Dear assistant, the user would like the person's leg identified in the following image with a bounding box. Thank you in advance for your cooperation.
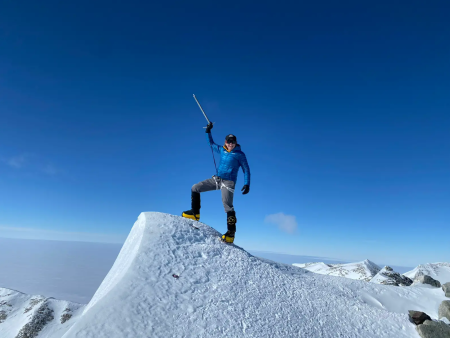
[221,180,236,242]
[182,177,218,220]
[192,177,220,195]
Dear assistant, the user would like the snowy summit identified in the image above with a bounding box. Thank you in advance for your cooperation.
[1,212,448,337]
[404,263,450,285]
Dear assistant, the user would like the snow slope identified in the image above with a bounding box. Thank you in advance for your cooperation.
[370,266,413,286]
[60,212,446,338]
[293,259,381,281]
[0,287,84,338]
[404,263,450,284]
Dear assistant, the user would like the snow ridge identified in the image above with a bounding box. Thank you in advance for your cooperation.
[2,213,448,338]
[82,213,147,314]
[293,259,381,281]
[60,212,444,338]
[404,263,450,284]
[370,266,413,286]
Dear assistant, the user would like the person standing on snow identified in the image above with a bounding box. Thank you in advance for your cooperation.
[182,122,250,243]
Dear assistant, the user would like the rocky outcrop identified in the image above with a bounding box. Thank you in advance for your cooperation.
[416,320,450,338]
[15,301,54,338]
[60,307,73,324]
[23,297,44,314]
[409,298,450,338]
[442,282,450,297]
[0,310,7,323]
[415,274,442,288]
[0,287,84,338]
[404,263,450,285]
[0,300,12,324]
[409,310,432,325]
[371,266,413,286]
[439,301,450,322]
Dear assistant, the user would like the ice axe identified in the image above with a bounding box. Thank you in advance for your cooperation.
[193,94,218,175]
[193,94,214,129]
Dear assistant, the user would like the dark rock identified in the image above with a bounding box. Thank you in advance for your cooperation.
[409,310,432,325]
[416,320,450,338]
[60,307,72,324]
[416,275,442,288]
[0,310,7,323]
[23,298,44,314]
[15,301,54,338]
[443,282,450,297]
[372,266,413,286]
[439,300,450,322]
[60,313,72,324]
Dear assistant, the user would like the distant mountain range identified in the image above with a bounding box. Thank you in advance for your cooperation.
[293,260,450,287]
[293,259,381,282]
[0,288,84,338]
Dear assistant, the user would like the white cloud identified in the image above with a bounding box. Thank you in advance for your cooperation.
[264,213,298,234]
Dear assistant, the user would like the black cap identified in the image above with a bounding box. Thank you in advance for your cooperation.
[225,134,237,143]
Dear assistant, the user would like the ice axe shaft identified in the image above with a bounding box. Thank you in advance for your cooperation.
[193,94,218,176]
[193,94,211,124]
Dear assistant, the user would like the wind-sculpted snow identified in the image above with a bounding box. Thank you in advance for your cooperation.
[82,213,146,314]
[60,212,447,338]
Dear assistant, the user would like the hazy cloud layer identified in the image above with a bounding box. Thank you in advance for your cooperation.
[264,213,298,234]
[0,226,126,243]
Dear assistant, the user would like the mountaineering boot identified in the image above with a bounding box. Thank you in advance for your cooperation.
[221,230,235,244]
[226,211,237,233]
[221,211,237,243]
[182,209,200,220]
[182,192,201,221]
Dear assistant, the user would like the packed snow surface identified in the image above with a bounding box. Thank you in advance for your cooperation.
[59,212,446,338]
[404,262,450,284]
[293,259,381,281]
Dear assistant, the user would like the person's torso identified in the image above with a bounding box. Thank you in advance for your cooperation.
[217,146,243,182]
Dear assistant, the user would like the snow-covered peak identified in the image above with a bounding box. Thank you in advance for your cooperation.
[370,266,413,286]
[0,287,84,338]
[293,259,381,281]
[3,212,447,337]
[404,262,450,284]
[58,212,445,337]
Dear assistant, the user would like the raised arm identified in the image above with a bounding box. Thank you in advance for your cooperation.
[205,123,221,154]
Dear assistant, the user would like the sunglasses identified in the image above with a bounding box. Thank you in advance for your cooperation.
[226,139,236,144]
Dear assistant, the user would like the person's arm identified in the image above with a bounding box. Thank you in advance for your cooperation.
[239,153,251,194]
[205,123,221,154]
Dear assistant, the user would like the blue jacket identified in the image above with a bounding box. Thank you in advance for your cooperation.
[207,133,250,186]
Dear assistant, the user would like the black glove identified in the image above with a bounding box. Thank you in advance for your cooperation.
[241,185,249,195]
[205,122,213,133]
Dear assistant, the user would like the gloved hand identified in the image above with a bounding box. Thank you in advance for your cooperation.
[205,122,213,133]
[241,185,249,195]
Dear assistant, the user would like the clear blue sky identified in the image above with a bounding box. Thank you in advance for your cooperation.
[1,0,449,266]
